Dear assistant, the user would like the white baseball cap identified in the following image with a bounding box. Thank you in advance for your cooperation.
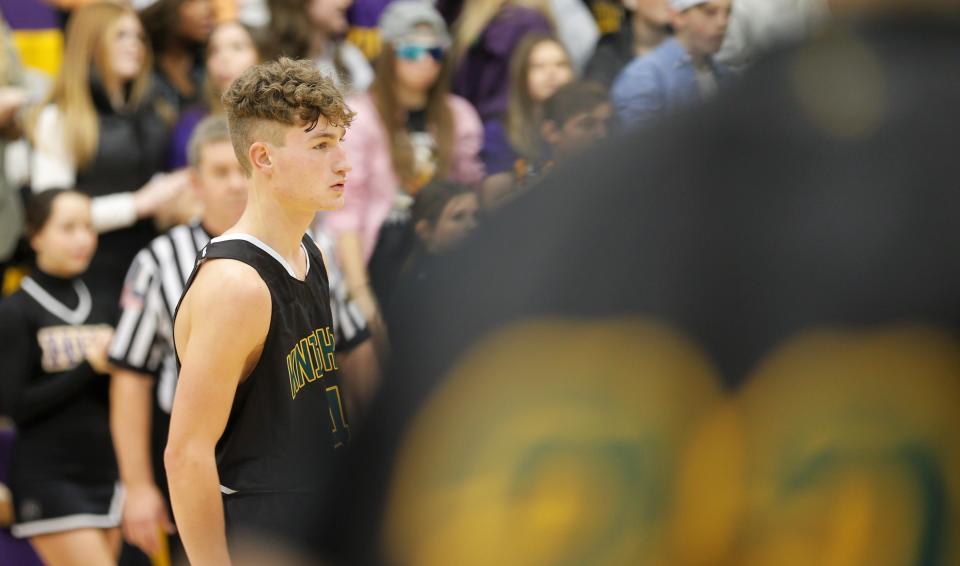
[669,0,711,10]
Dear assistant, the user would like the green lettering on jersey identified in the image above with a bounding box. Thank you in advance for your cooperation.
[316,327,338,373]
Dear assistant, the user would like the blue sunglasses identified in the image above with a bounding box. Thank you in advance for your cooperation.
[395,43,445,62]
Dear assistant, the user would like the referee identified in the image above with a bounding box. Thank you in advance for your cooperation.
[105,116,373,560]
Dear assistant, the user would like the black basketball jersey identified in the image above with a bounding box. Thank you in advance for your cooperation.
[176,233,350,496]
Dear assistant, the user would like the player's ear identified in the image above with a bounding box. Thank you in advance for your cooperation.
[249,142,273,175]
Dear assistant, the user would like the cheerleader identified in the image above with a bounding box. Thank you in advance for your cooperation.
[0,189,120,565]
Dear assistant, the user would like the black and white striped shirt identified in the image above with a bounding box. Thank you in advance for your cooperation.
[107,222,368,413]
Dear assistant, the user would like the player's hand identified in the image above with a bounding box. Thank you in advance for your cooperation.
[122,482,176,556]
[84,328,114,374]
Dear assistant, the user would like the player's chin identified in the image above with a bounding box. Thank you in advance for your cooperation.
[317,193,345,211]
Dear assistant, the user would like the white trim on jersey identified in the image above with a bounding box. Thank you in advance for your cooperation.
[220,484,238,495]
[208,233,310,280]
[20,277,92,325]
[10,483,124,538]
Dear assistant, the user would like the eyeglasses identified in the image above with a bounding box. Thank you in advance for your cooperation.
[395,43,445,62]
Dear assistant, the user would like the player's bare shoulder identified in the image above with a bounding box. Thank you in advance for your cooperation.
[175,259,272,357]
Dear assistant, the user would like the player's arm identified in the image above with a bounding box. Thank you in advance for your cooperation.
[108,255,175,555]
[164,261,271,566]
[110,368,174,556]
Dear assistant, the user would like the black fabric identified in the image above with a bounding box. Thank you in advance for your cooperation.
[368,222,415,313]
[75,77,169,317]
[368,107,433,308]
[316,16,960,564]
[223,491,318,535]
[11,480,116,529]
[176,235,349,506]
[584,22,637,88]
[0,268,118,525]
[405,108,427,133]
[151,62,206,116]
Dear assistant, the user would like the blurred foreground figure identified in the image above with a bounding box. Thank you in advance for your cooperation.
[309,2,960,565]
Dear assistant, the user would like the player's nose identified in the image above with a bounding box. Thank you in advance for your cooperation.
[333,147,352,175]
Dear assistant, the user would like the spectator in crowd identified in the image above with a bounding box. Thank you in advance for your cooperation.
[168,20,266,168]
[325,0,483,329]
[716,0,827,70]
[267,0,373,94]
[540,80,612,162]
[140,0,215,113]
[505,79,612,193]
[384,179,478,323]
[438,0,597,73]
[0,189,119,565]
[585,0,672,87]
[411,179,479,257]
[483,34,573,208]
[0,16,28,288]
[448,0,552,172]
[611,0,732,128]
[28,1,186,316]
[548,0,600,73]
[107,115,375,561]
[588,0,628,35]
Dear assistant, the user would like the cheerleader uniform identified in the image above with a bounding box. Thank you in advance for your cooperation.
[0,268,120,538]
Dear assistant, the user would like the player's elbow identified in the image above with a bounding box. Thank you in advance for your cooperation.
[163,439,205,484]
[163,443,184,481]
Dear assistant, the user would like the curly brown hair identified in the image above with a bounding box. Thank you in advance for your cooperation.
[222,57,355,175]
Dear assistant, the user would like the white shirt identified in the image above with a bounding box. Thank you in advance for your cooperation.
[315,41,374,97]
[30,104,138,233]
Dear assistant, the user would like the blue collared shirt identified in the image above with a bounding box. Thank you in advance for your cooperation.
[611,37,730,129]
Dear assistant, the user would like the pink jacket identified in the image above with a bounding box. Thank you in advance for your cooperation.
[324,92,485,261]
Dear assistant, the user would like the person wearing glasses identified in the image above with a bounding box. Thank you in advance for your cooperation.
[323,0,484,335]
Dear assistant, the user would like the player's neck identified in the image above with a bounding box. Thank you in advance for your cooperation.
[225,189,313,267]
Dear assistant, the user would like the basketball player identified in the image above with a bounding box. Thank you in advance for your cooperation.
[164,58,354,565]
[108,116,371,560]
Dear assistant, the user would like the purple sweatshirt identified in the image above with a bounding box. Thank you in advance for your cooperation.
[347,0,394,27]
[451,6,551,172]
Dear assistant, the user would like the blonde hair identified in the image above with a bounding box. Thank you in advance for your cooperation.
[0,17,13,87]
[451,0,554,66]
[34,2,153,168]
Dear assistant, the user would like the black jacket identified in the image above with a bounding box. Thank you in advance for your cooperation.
[76,76,169,317]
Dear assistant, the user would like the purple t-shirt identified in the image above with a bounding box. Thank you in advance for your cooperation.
[168,106,207,170]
